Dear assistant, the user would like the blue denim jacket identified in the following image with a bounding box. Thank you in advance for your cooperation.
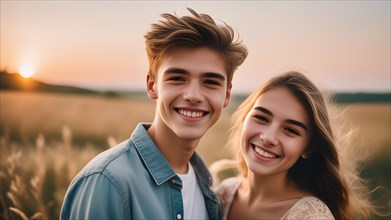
[60,123,220,220]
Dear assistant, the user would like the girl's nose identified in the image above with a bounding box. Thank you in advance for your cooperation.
[260,127,279,146]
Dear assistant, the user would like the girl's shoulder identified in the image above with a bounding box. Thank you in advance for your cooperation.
[213,177,242,220]
[281,196,335,220]
[214,177,241,200]
[215,177,241,191]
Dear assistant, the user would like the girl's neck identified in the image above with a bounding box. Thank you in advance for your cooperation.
[229,172,311,220]
[242,172,303,204]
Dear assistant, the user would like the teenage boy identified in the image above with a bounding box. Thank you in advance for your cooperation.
[60,8,247,220]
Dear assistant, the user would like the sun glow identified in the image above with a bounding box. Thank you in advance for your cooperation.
[19,66,35,78]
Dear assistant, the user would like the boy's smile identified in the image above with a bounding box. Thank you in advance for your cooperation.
[147,47,231,142]
[177,108,208,121]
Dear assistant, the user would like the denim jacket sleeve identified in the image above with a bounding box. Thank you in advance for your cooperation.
[60,173,129,220]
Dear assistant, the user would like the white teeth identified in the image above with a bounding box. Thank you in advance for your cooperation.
[178,109,204,118]
[255,146,278,159]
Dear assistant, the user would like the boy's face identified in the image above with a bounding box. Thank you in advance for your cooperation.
[147,47,231,141]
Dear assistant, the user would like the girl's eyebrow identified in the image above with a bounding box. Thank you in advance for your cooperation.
[254,106,272,116]
[254,106,308,131]
[286,119,308,131]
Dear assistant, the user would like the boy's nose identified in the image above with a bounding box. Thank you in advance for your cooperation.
[183,82,203,103]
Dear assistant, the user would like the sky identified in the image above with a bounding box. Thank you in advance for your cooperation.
[1,1,390,94]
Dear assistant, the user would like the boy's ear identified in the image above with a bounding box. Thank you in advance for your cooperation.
[223,83,232,108]
[146,74,158,100]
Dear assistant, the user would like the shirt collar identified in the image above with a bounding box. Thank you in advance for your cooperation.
[130,123,214,187]
[130,123,176,185]
[190,152,214,186]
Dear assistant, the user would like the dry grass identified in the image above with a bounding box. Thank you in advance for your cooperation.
[339,104,390,160]
[0,91,389,219]
[0,91,155,146]
[1,124,101,220]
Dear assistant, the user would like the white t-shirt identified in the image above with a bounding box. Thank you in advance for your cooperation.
[177,163,209,220]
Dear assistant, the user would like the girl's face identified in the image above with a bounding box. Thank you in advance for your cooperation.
[240,87,311,178]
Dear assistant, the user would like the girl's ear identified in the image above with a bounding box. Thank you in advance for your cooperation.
[146,74,157,100]
[301,151,312,159]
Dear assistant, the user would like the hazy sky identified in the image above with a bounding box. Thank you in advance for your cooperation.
[1,1,390,93]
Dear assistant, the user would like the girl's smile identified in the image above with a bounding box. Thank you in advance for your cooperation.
[241,87,311,177]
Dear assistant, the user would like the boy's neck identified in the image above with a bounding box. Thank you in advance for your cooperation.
[147,122,200,174]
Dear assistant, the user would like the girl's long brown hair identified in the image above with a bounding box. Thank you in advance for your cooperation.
[227,71,378,219]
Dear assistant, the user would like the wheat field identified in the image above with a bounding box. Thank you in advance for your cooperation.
[1,91,390,219]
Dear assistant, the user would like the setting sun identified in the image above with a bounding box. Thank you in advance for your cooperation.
[19,66,35,78]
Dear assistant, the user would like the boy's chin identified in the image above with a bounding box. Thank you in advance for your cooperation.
[174,129,207,142]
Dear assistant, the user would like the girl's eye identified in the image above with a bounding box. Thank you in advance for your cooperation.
[253,115,268,124]
[285,127,300,136]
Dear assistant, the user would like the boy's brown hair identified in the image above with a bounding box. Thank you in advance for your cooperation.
[144,8,248,85]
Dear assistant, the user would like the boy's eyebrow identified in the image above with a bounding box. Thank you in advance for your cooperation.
[164,67,226,81]
[164,67,189,74]
[203,72,226,81]
[254,106,308,131]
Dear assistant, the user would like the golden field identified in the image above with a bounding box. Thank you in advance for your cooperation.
[1,91,390,219]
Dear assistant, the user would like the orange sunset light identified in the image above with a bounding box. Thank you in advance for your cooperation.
[19,65,35,78]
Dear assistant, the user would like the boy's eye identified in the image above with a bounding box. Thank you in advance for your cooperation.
[204,79,221,86]
[168,76,185,81]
